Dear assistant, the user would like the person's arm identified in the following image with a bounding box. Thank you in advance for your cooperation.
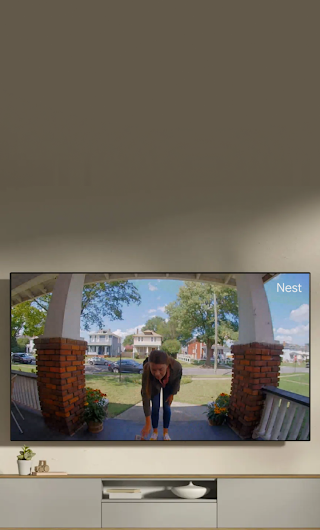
[166,363,183,405]
[171,363,183,395]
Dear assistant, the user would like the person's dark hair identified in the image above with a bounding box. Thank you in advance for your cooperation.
[148,349,170,365]
[143,350,175,399]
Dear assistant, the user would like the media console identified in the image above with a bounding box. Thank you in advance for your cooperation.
[0,475,319,528]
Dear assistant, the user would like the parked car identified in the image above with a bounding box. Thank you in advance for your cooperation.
[11,352,34,364]
[306,360,309,368]
[108,359,144,374]
[87,356,114,366]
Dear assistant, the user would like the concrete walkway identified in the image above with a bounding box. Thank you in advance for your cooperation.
[115,400,208,422]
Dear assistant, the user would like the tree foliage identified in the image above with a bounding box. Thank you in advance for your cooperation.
[123,334,134,346]
[166,282,239,365]
[11,281,142,345]
[161,339,181,358]
[142,315,185,344]
[142,316,166,333]
[11,301,46,339]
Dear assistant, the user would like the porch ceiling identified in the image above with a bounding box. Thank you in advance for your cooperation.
[10,272,278,306]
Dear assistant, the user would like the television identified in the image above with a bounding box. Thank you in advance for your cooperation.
[10,272,310,442]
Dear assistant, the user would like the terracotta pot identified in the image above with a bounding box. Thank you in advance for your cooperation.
[87,420,104,433]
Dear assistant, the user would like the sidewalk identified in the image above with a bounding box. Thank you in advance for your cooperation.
[114,400,208,422]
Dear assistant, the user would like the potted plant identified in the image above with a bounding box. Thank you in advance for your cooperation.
[17,445,36,475]
[205,393,230,426]
[83,388,108,433]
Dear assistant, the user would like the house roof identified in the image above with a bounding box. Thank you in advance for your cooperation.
[89,330,121,339]
[133,330,162,337]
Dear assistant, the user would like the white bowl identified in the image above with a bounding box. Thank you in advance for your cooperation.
[171,481,208,499]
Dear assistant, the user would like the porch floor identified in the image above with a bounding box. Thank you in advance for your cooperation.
[11,404,242,441]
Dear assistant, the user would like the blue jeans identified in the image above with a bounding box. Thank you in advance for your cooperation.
[151,386,172,429]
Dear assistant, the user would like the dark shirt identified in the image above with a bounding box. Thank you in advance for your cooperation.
[141,359,183,416]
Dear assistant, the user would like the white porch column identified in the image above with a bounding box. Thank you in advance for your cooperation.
[235,274,275,344]
[43,274,85,340]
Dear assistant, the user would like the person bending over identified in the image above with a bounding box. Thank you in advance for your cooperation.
[140,350,182,441]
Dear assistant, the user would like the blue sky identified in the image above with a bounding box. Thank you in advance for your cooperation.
[81,274,310,347]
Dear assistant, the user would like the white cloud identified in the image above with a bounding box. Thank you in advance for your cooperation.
[165,318,169,323]
[276,335,293,343]
[158,306,166,313]
[113,324,144,340]
[148,309,157,314]
[148,283,158,291]
[276,324,309,336]
[157,296,161,300]
[290,304,309,323]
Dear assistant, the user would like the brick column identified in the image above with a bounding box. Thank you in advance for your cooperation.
[35,337,87,436]
[227,342,283,439]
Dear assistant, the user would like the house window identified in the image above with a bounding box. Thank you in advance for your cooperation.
[151,337,154,342]
[109,335,113,340]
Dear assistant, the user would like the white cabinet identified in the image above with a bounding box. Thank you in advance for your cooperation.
[102,501,217,528]
[217,478,320,528]
[0,478,102,528]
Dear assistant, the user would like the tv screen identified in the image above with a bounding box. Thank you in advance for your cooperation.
[10,272,310,442]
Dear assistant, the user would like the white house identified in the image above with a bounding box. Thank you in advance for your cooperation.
[87,329,121,356]
[281,348,309,363]
[133,329,162,357]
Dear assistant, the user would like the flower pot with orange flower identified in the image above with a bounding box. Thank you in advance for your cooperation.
[83,388,109,433]
[205,393,230,426]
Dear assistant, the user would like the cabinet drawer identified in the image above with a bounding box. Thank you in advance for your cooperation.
[217,478,320,528]
[102,501,217,528]
[0,478,101,528]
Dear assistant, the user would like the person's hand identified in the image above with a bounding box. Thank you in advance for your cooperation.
[166,394,174,406]
[141,416,152,439]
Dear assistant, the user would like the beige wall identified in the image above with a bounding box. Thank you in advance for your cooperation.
[0,1,319,475]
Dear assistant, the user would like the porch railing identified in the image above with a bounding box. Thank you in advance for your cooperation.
[11,370,41,412]
[177,354,192,363]
[252,385,309,441]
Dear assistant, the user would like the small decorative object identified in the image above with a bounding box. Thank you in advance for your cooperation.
[171,481,209,499]
[83,388,108,433]
[17,445,36,475]
[34,460,50,473]
[205,393,230,426]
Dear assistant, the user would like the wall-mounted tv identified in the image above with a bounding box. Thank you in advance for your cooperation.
[10,272,310,442]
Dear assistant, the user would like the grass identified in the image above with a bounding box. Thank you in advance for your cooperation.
[85,374,142,418]
[177,379,232,406]
[11,364,36,373]
[278,373,309,397]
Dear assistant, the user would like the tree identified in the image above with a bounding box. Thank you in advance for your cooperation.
[142,316,166,333]
[123,334,134,346]
[166,282,239,368]
[142,315,184,344]
[161,339,181,358]
[11,301,46,339]
[32,281,141,332]
[11,281,142,351]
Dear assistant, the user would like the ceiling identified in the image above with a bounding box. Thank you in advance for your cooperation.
[10,273,278,306]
